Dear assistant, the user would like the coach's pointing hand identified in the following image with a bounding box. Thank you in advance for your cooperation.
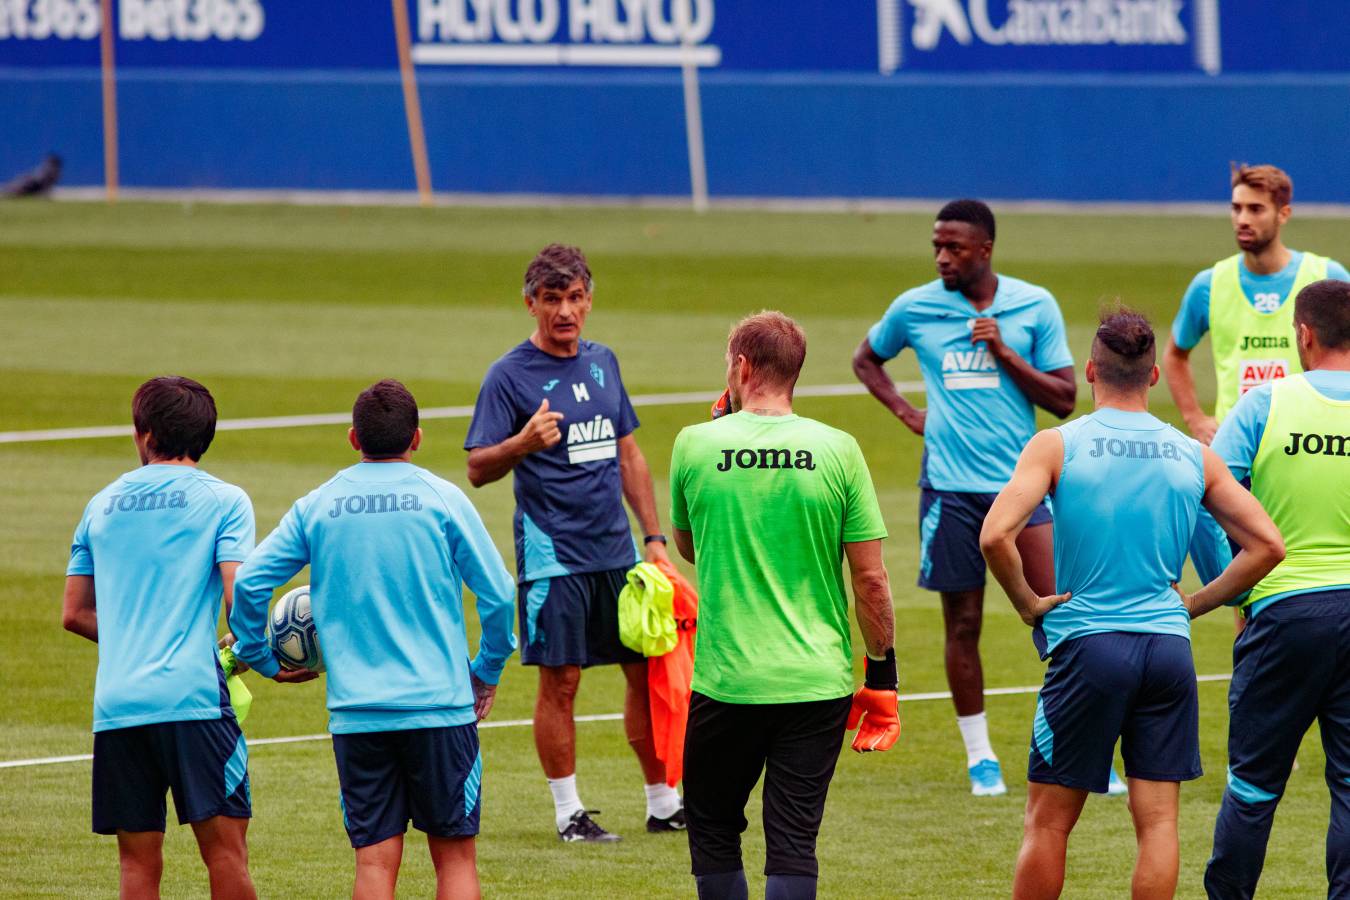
[519,399,564,453]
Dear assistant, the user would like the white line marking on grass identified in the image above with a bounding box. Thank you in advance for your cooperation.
[0,677,1230,770]
[0,382,919,445]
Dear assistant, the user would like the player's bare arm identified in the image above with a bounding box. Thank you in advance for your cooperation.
[61,575,97,642]
[672,527,694,564]
[219,560,240,618]
[969,318,1077,418]
[844,538,901,753]
[617,434,669,564]
[466,398,564,487]
[1177,447,1284,618]
[1161,337,1218,444]
[980,430,1073,624]
[843,539,894,658]
[851,338,926,435]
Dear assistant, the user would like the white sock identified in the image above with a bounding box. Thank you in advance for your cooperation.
[957,712,997,768]
[547,774,584,831]
[644,782,681,819]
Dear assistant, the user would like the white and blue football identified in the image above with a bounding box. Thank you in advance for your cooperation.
[266,585,324,673]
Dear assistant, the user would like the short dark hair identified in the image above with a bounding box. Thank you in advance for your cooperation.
[132,376,217,462]
[1091,306,1156,390]
[936,199,996,242]
[352,380,419,458]
[523,244,593,299]
[1294,279,1350,350]
[727,311,807,390]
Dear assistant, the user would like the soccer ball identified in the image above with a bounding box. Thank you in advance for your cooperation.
[266,585,324,673]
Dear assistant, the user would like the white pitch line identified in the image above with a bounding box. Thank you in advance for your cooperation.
[0,382,919,446]
[0,675,1231,771]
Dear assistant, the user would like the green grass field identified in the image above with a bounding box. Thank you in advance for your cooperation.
[2,200,1347,898]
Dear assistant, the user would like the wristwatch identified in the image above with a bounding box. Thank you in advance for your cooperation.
[643,534,668,545]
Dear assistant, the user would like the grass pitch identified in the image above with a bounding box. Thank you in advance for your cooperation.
[2,200,1348,897]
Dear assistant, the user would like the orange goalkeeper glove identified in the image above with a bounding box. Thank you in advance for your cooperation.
[848,650,900,753]
[711,388,732,419]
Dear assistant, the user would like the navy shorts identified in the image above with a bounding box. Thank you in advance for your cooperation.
[518,566,643,668]
[92,715,250,834]
[1029,632,1201,793]
[918,488,1051,592]
[333,724,482,848]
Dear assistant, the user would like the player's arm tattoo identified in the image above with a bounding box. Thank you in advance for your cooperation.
[844,539,895,657]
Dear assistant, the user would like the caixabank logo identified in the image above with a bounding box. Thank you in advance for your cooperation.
[876,0,1220,73]
[412,0,721,68]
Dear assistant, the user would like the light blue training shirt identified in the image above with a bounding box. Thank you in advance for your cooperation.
[1170,251,1350,350]
[67,465,254,732]
[1036,408,1204,658]
[1209,369,1350,618]
[867,276,1074,493]
[230,462,517,734]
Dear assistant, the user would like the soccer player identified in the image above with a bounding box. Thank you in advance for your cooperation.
[1162,164,1349,629]
[852,199,1079,796]
[465,244,679,841]
[1203,280,1350,899]
[62,376,312,900]
[980,310,1283,900]
[673,312,901,900]
[230,380,516,900]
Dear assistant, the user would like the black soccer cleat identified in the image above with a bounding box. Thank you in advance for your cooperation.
[559,809,621,843]
[646,806,687,833]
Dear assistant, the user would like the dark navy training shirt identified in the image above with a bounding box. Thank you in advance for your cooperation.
[466,339,640,583]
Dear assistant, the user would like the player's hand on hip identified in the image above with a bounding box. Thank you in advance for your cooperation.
[273,667,319,684]
[1185,414,1219,445]
[1022,591,1072,624]
[899,407,926,436]
[1171,582,1198,617]
[471,675,497,721]
[847,687,901,753]
[519,399,564,453]
[969,318,1010,360]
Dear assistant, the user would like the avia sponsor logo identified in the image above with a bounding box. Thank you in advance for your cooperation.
[1238,358,1290,395]
[941,347,1000,391]
[567,414,617,464]
[0,0,264,42]
[716,448,816,472]
[908,0,1186,50]
[413,0,720,67]
[1238,335,1290,351]
[1088,437,1186,460]
[102,490,188,515]
[327,493,424,518]
[1283,432,1350,458]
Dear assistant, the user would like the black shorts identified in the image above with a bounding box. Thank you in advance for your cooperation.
[1028,632,1201,793]
[333,724,482,849]
[918,488,1052,592]
[518,566,643,667]
[92,715,250,835]
[683,692,852,878]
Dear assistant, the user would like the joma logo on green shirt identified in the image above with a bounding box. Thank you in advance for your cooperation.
[716,448,816,471]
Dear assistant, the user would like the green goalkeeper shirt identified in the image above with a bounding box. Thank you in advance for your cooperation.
[670,411,888,704]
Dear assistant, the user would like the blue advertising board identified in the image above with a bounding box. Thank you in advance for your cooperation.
[1,1,1347,74]
[3,1,1350,201]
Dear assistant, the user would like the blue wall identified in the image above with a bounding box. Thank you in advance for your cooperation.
[5,68,1350,202]
[4,1,1350,202]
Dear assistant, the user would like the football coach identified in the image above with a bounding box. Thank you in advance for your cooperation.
[670,311,901,900]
